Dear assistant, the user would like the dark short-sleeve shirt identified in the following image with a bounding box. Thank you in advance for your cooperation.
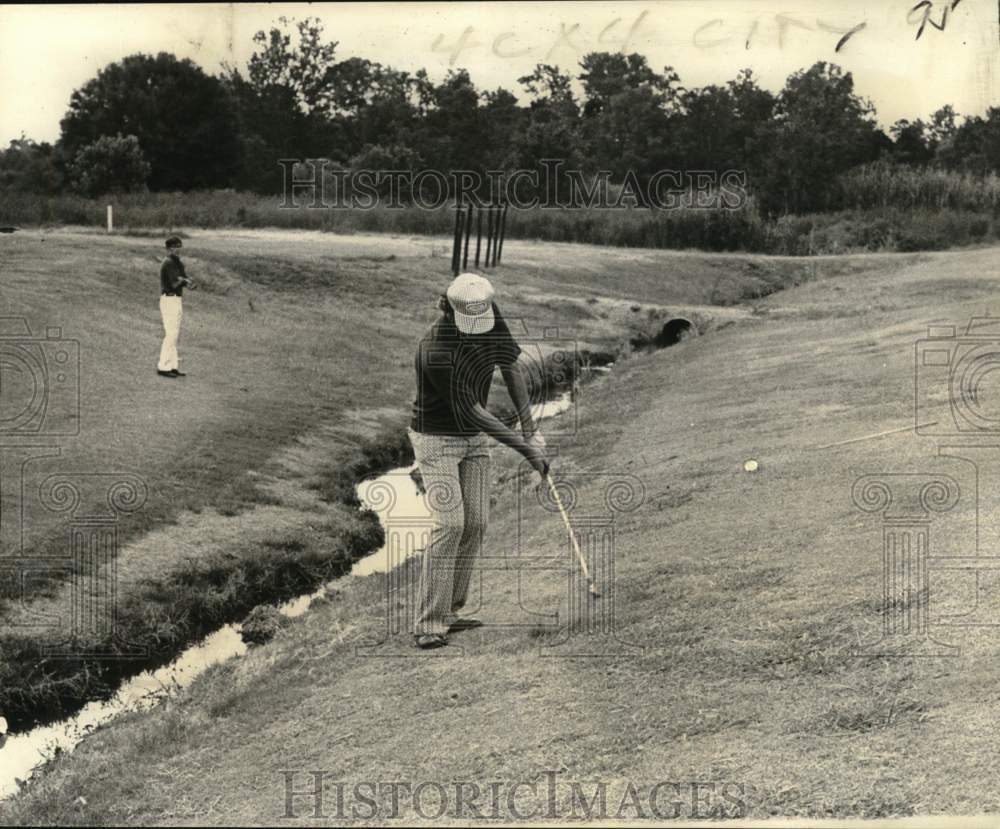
[160,255,187,295]
[411,304,522,435]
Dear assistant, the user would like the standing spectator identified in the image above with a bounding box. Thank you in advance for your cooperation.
[157,236,195,378]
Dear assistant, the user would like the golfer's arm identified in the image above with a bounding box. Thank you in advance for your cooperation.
[463,402,531,455]
[500,359,536,438]
[421,363,529,453]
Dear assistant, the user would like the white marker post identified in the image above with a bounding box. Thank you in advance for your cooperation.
[106,205,113,233]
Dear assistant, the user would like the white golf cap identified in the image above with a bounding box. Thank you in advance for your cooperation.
[447,273,495,334]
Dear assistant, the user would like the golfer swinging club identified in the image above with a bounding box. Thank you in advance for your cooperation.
[409,272,549,649]
[157,235,195,378]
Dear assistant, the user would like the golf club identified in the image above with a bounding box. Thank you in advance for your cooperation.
[545,473,601,599]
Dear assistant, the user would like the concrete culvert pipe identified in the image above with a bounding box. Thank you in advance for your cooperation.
[631,318,696,352]
[655,318,694,348]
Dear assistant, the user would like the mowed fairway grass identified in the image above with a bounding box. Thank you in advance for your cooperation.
[5,228,999,822]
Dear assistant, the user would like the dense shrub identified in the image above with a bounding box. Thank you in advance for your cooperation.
[69,134,150,196]
[241,604,289,645]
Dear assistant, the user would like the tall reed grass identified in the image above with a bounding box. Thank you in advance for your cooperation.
[2,167,999,254]
[836,161,1000,212]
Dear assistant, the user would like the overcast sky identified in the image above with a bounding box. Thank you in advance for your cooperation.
[2,1,998,147]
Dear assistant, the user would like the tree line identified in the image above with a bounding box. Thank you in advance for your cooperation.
[2,16,998,216]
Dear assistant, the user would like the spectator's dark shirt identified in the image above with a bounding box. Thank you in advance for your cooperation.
[411,304,521,435]
[160,255,187,295]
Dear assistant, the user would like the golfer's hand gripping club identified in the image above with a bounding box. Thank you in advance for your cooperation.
[524,436,549,480]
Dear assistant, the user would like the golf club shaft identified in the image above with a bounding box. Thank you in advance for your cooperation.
[546,474,593,584]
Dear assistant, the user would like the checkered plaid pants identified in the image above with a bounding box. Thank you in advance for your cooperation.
[407,428,491,635]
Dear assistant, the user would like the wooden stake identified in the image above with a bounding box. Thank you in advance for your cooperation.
[496,202,509,264]
[474,207,483,267]
[463,203,472,269]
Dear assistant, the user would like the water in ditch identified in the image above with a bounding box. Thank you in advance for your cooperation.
[0,391,574,799]
[0,587,322,799]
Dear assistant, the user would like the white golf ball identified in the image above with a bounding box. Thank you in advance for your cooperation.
[743,459,759,472]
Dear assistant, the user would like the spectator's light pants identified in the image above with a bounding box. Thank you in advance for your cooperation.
[158,296,183,372]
